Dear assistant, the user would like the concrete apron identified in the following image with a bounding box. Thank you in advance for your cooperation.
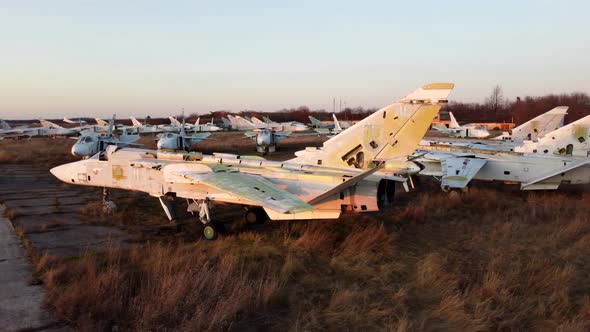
[0,206,54,331]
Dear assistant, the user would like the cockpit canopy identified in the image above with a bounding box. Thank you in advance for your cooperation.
[77,136,95,143]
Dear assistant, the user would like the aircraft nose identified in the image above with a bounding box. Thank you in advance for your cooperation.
[50,163,78,184]
[157,138,171,149]
[71,143,87,156]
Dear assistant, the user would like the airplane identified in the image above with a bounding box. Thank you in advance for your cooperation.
[220,117,232,129]
[413,114,590,191]
[256,116,308,132]
[432,112,490,138]
[227,115,262,131]
[308,115,330,129]
[71,116,141,157]
[308,114,352,131]
[493,106,568,141]
[313,114,345,136]
[50,83,454,239]
[63,117,88,125]
[40,118,107,135]
[192,118,223,132]
[420,106,571,152]
[0,119,34,139]
[95,118,109,127]
[514,115,590,156]
[244,129,291,154]
[157,117,210,151]
[124,117,163,134]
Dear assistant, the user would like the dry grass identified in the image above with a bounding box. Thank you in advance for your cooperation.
[7,130,590,330]
[35,187,590,331]
[0,137,77,167]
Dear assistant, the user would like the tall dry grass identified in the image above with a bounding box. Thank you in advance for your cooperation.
[37,186,590,331]
[0,137,77,167]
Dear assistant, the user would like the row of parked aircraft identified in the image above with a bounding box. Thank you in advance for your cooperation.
[1,112,354,156]
[48,83,590,239]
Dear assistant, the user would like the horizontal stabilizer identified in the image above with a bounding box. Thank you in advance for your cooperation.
[521,158,590,189]
[307,164,383,205]
[399,83,454,104]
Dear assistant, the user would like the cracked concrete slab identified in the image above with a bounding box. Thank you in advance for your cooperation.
[0,212,55,331]
[0,164,131,330]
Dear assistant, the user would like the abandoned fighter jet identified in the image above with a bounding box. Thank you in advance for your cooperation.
[244,128,291,154]
[413,114,590,191]
[50,83,454,239]
[432,112,490,138]
[71,116,140,158]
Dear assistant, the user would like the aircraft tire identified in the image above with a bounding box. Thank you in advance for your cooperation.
[203,224,218,240]
[245,207,267,225]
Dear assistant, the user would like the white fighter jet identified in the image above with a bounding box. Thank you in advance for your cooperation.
[50,83,454,239]
[251,116,308,132]
[493,106,568,142]
[244,128,291,154]
[71,116,141,158]
[157,117,210,151]
[432,112,490,138]
[413,114,590,191]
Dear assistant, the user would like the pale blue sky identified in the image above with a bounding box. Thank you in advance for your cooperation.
[0,0,588,119]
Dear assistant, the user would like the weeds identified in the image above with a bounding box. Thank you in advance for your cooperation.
[36,187,590,330]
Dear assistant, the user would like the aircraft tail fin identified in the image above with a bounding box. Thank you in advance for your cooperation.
[515,114,590,157]
[291,83,454,168]
[448,112,460,128]
[107,114,116,137]
[308,116,324,128]
[130,117,143,127]
[263,116,273,124]
[0,119,11,130]
[332,114,343,132]
[506,106,569,141]
[195,117,200,126]
[40,119,63,129]
[95,118,109,126]
[250,116,265,125]
[234,115,256,128]
[169,116,181,127]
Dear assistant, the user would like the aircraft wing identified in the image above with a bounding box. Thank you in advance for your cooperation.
[440,157,487,189]
[175,171,313,214]
[521,158,590,189]
[313,128,331,135]
[243,132,257,140]
[274,131,292,142]
[432,125,450,133]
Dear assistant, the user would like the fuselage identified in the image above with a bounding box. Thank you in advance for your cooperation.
[416,148,590,190]
[50,148,406,220]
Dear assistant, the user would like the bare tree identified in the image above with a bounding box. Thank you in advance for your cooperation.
[486,84,505,115]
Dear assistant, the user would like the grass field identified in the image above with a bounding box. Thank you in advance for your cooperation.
[3,135,590,331]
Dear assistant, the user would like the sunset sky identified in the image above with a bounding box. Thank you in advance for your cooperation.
[1,0,588,119]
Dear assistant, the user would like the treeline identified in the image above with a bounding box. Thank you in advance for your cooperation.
[22,89,588,127]
[443,91,590,126]
[180,106,376,125]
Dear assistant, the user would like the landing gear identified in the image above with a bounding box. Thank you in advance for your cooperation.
[244,207,267,225]
[102,187,117,214]
[203,224,218,240]
[187,198,224,240]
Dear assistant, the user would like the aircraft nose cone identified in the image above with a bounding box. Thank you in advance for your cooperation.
[157,138,173,150]
[50,163,77,184]
[71,143,87,157]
